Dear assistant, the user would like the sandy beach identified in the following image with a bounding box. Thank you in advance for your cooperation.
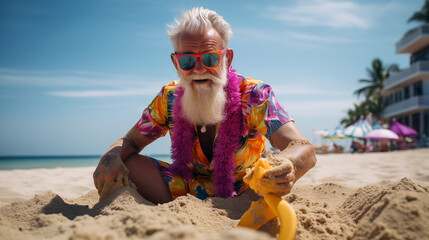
[1,149,428,240]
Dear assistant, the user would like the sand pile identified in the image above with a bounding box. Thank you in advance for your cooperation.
[344,178,429,240]
[291,178,429,240]
[1,177,428,240]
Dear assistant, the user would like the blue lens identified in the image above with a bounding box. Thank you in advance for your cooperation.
[179,55,196,70]
[202,52,219,68]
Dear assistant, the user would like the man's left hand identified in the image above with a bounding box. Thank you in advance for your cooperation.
[260,155,296,196]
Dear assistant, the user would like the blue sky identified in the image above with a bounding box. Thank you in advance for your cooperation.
[0,0,423,155]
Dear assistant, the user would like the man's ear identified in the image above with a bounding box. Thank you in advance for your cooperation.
[171,53,179,71]
[226,49,234,69]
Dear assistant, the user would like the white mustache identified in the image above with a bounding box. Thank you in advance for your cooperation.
[185,73,218,82]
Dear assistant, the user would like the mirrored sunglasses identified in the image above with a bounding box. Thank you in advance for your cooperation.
[174,48,227,71]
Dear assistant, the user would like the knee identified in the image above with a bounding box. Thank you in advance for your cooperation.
[124,154,153,169]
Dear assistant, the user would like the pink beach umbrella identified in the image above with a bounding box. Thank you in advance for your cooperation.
[364,129,399,140]
[389,120,418,137]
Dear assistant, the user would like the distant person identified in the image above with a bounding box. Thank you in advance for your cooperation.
[380,140,389,152]
[93,7,317,204]
[351,141,358,153]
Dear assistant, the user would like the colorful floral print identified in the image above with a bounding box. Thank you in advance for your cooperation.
[136,75,293,199]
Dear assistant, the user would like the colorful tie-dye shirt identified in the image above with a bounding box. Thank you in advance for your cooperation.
[135,75,293,199]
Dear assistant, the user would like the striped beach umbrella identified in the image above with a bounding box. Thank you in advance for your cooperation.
[343,117,372,138]
[322,126,347,139]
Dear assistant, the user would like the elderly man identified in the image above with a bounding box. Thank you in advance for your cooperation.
[93,7,316,204]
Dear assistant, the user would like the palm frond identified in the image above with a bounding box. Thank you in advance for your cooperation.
[366,68,378,80]
[358,78,373,83]
[387,64,400,73]
[345,58,401,127]
[408,0,429,23]
[354,86,370,97]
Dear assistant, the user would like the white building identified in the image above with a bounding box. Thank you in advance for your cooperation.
[381,23,429,146]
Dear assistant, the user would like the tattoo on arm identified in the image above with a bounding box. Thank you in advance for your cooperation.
[123,137,139,152]
[101,153,117,167]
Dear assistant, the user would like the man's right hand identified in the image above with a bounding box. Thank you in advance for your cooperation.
[93,127,154,201]
[93,151,130,201]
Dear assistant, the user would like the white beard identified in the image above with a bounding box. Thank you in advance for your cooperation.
[178,59,228,125]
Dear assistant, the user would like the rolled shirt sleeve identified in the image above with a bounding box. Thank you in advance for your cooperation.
[247,83,293,138]
[135,86,171,140]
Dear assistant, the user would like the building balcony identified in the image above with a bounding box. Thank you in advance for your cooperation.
[396,24,429,54]
[382,60,429,95]
[382,95,429,119]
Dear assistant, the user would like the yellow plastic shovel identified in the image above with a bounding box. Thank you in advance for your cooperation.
[237,158,297,240]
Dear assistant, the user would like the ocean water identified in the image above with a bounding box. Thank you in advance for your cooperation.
[0,154,172,170]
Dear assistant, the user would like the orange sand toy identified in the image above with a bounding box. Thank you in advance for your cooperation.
[238,158,297,240]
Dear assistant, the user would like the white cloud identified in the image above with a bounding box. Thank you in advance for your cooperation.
[0,68,170,98]
[285,31,351,43]
[282,98,354,117]
[267,83,354,117]
[266,0,373,29]
[234,28,351,46]
[271,83,351,97]
[0,68,157,87]
[48,88,156,98]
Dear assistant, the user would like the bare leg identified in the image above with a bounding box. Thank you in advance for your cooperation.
[124,154,173,204]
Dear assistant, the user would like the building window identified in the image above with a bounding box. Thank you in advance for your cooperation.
[410,45,429,64]
[398,90,402,101]
[424,112,429,138]
[412,113,420,134]
[404,115,410,126]
[404,86,410,99]
[413,81,423,96]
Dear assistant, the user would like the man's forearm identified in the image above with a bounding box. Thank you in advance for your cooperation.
[102,126,153,166]
[269,123,317,182]
[276,139,317,181]
[103,135,139,164]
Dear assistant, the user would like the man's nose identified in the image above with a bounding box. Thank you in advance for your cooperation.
[192,57,206,74]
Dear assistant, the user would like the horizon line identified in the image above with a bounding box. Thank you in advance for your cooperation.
[0,153,172,159]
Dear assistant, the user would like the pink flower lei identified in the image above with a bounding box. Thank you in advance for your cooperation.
[169,67,244,197]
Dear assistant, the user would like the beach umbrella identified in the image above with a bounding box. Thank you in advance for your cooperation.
[314,129,329,136]
[322,126,347,139]
[343,117,372,138]
[313,129,329,146]
[389,120,418,137]
[372,123,382,129]
[364,129,399,140]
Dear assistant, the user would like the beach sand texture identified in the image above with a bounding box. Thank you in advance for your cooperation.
[1,149,428,240]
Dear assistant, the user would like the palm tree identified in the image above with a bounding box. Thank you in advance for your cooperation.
[364,95,387,121]
[408,0,429,23]
[340,102,369,127]
[353,58,399,101]
[340,108,357,128]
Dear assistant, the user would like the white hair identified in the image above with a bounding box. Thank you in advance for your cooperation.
[167,7,233,50]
